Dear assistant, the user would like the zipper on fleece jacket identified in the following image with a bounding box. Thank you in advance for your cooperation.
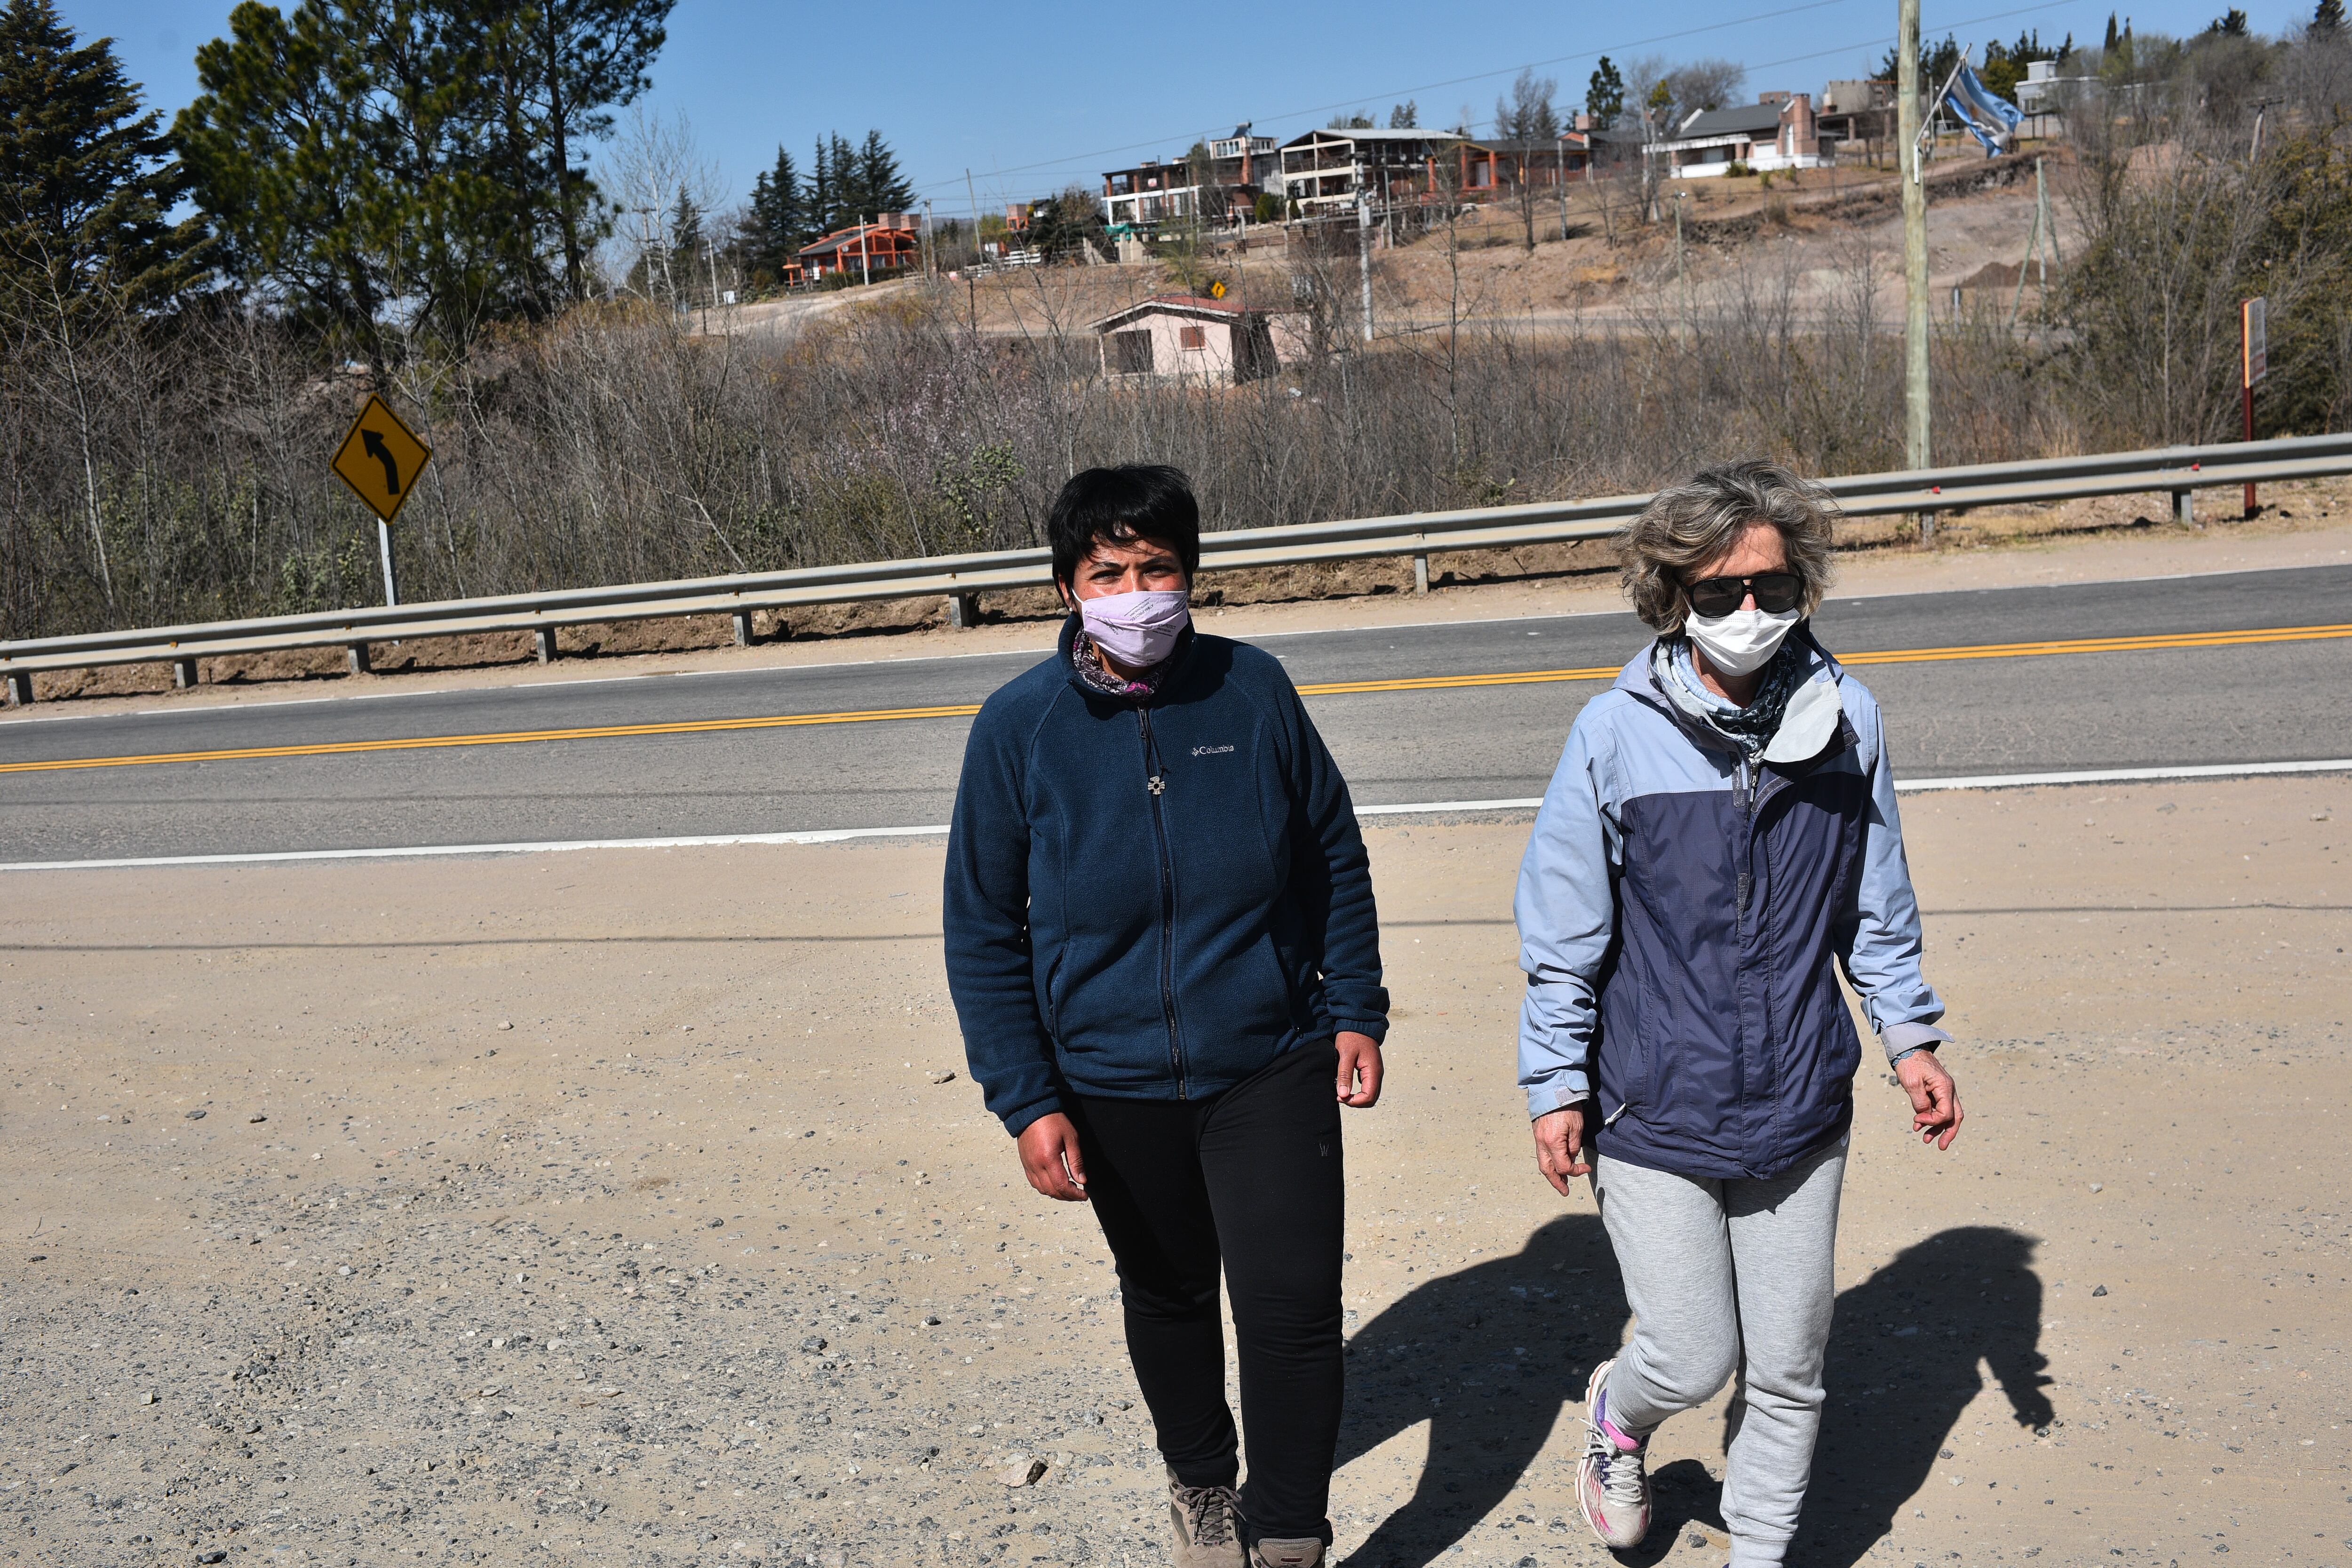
[1136,706,1189,1098]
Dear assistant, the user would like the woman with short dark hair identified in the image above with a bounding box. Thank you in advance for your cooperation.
[945,465,1387,1568]
[1516,459,1964,1568]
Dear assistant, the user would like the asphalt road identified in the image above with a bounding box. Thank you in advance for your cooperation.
[3,563,2347,863]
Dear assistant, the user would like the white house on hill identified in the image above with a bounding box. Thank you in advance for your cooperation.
[1646,93,1828,176]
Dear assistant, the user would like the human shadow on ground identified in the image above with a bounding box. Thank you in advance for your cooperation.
[1335,1214,1629,1567]
[1787,1225,2054,1568]
[1335,1220,2050,1568]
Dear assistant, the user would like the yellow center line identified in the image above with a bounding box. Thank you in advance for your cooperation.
[0,704,986,775]
[3,621,2345,775]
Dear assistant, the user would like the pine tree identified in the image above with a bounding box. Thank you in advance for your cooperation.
[2104,12,2121,51]
[2317,0,2346,33]
[857,130,912,216]
[747,143,804,275]
[816,132,858,230]
[481,0,674,306]
[806,139,833,236]
[178,0,566,362]
[0,0,207,312]
[1586,57,1625,130]
[1388,100,1419,128]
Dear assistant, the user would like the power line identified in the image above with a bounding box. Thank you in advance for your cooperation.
[904,0,1863,197]
[904,0,2092,201]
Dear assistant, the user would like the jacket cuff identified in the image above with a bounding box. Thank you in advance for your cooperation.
[1329,1012,1389,1044]
[1881,1020,1951,1061]
[1000,1098,1066,1139]
[1525,1074,1591,1120]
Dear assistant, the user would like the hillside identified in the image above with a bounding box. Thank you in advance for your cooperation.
[893,144,2079,344]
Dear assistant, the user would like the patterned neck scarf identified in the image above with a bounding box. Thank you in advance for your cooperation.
[1072,629,1166,700]
[1660,635,1806,757]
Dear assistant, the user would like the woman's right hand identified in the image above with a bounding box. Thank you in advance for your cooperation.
[1532,1103,1595,1194]
[1017,1113,1090,1202]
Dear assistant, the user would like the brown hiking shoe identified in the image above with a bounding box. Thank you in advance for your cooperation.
[1248,1537,1325,1568]
[1166,1466,1244,1568]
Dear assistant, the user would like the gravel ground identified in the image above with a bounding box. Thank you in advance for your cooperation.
[3,779,2346,1567]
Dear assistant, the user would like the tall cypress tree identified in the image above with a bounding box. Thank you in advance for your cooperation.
[0,0,207,312]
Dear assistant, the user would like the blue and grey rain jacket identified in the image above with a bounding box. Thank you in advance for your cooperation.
[1515,629,1947,1180]
[946,618,1388,1138]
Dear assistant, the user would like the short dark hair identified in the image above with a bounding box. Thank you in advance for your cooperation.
[1047,465,1201,590]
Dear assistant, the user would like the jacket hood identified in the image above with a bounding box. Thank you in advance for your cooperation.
[1611,623,1845,764]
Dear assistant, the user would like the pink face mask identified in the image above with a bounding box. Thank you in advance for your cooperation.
[1077,589,1191,669]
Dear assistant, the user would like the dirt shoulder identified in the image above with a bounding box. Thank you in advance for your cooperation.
[0,775,2343,1565]
[11,478,2351,719]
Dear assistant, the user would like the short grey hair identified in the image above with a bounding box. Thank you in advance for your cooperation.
[1617,459,1839,634]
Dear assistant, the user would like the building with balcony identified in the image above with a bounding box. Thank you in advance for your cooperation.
[1101,126,1280,234]
[1276,127,1470,214]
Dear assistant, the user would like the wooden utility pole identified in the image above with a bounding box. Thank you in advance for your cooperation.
[1899,0,1931,476]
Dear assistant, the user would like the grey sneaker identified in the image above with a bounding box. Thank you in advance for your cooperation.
[1248,1538,1325,1568]
[1577,1357,1653,1550]
[1167,1466,1244,1568]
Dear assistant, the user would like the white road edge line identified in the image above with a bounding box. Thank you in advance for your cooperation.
[1893,757,2352,791]
[5,758,2346,872]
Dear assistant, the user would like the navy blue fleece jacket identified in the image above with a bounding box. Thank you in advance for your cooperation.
[943,617,1389,1137]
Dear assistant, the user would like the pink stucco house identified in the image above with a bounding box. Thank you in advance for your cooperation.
[1090,294,1295,384]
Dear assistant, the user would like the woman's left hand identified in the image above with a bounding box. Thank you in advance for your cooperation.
[1897,1050,1964,1150]
[1335,1032,1383,1108]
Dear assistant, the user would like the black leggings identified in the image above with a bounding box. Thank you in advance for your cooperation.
[1068,1042,1346,1544]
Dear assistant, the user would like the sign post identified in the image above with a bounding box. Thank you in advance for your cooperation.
[2241,296,2266,518]
[330,394,434,606]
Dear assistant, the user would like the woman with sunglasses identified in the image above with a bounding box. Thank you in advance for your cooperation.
[1514,460,1963,1568]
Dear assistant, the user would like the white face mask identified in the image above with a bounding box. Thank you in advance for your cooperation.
[1683,607,1799,677]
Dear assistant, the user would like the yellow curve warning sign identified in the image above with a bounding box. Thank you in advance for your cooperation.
[331,394,433,524]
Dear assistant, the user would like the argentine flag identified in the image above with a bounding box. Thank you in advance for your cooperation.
[1949,62,2025,155]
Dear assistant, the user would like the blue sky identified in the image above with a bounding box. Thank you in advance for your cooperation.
[66,0,2310,224]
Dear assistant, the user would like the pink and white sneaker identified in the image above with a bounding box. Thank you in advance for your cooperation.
[1577,1358,1653,1550]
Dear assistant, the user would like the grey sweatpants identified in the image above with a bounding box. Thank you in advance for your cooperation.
[1590,1137,1847,1568]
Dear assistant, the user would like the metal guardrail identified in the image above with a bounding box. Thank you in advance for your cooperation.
[5,432,2351,704]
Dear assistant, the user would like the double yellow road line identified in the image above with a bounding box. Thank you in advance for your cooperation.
[3,621,2345,776]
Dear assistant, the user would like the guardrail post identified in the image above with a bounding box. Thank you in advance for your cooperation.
[1917,511,1936,546]
[172,657,199,690]
[1412,554,1430,595]
[732,609,755,647]
[2173,489,2194,525]
[948,593,980,629]
[348,643,371,675]
[3,671,30,707]
[534,628,559,664]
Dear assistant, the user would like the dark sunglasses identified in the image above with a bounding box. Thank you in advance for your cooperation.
[1685,572,1803,618]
